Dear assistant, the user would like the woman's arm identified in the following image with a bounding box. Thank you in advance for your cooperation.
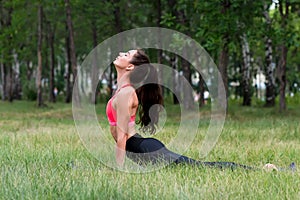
[115,88,135,166]
[115,127,128,166]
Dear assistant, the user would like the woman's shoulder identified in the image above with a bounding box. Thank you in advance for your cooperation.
[115,87,137,104]
[118,86,135,96]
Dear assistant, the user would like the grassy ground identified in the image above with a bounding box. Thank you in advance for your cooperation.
[0,100,299,199]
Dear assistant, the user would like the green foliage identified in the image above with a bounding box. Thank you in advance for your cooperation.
[0,0,300,108]
[287,93,300,105]
[22,79,37,101]
[161,13,176,27]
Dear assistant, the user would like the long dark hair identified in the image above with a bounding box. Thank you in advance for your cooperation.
[129,49,163,135]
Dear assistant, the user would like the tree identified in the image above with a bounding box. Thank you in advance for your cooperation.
[287,2,300,96]
[0,0,299,107]
[0,1,13,102]
[65,25,72,103]
[240,33,252,106]
[263,2,276,107]
[37,3,43,107]
[44,1,58,103]
[277,0,291,111]
[161,0,195,109]
[218,0,231,99]
[65,0,78,104]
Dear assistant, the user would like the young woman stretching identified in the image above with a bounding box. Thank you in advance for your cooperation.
[106,49,280,171]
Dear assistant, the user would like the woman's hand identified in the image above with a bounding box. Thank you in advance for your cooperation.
[115,146,126,167]
[115,130,127,167]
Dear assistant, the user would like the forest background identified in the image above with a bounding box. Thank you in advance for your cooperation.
[1,0,300,111]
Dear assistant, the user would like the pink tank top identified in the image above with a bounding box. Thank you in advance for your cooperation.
[106,84,136,126]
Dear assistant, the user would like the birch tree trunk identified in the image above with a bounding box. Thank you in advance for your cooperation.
[240,33,252,106]
[194,50,205,107]
[171,56,179,104]
[263,3,275,107]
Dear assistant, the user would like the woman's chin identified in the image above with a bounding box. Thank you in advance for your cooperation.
[113,62,127,70]
[113,61,120,67]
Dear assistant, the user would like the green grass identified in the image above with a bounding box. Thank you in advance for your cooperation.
[0,100,300,199]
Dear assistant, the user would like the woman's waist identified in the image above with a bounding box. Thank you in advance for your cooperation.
[126,133,144,152]
[110,125,137,140]
[108,120,135,126]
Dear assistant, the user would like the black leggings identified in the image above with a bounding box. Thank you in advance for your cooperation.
[126,134,254,170]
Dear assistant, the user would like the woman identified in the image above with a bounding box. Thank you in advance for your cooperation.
[106,49,279,171]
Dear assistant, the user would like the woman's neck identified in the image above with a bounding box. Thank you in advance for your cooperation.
[117,71,131,88]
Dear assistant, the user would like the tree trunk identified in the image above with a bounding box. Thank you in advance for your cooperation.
[91,20,99,104]
[278,45,288,111]
[0,2,4,100]
[110,0,123,96]
[263,3,275,107]
[218,38,229,99]
[198,75,205,107]
[0,3,5,101]
[65,32,72,103]
[264,39,276,106]
[48,25,56,103]
[194,50,205,107]
[172,1,194,110]
[109,64,114,97]
[1,62,6,101]
[113,0,122,33]
[278,0,290,112]
[65,0,78,104]
[240,33,251,106]
[113,0,123,48]
[167,0,178,104]
[181,50,194,110]
[1,4,13,102]
[171,56,179,104]
[26,61,32,81]
[37,4,43,107]
[156,0,164,97]
[7,65,13,102]
[4,64,13,102]
[218,0,231,99]
[13,54,21,100]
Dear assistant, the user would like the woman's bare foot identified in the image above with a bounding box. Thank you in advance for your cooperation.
[263,163,278,171]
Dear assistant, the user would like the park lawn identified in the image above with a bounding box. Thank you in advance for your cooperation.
[0,100,299,199]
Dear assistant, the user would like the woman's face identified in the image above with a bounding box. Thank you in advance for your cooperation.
[113,50,137,69]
